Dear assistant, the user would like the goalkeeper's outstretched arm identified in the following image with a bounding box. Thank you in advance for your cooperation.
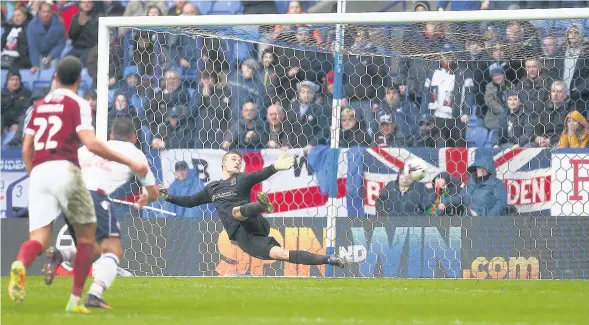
[242,152,295,187]
[159,186,212,207]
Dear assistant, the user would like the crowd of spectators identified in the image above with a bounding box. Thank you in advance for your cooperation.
[2,0,589,154]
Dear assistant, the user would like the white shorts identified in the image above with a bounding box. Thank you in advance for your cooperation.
[28,161,96,232]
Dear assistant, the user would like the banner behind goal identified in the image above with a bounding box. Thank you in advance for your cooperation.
[97,9,589,278]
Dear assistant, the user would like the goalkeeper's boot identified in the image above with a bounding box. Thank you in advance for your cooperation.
[85,294,113,309]
[327,254,345,268]
[65,296,90,314]
[42,246,63,285]
[8,261,25,303]
[257,192,274,213]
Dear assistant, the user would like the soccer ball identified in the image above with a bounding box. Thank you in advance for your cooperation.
[405,159,428,182]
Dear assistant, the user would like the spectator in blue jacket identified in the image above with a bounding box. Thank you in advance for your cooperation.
[164,161,214,218]
[439,152,507,216]
[26,2,66,72]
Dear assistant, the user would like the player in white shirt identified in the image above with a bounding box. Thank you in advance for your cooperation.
[43,118,158,309]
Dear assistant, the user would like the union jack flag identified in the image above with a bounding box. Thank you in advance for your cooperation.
[353,147,551,216]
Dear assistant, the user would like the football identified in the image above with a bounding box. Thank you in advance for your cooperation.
[405,159,428,182]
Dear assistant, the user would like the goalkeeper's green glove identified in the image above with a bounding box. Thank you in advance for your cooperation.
[159,185,172,201]
[274,151,295,171]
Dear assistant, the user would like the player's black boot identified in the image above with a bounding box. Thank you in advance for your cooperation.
[327,254,345,268]
[85,294,113,309]
[42,247,63,285]
[257,192,274,213]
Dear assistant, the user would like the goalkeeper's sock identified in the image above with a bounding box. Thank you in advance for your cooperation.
[88,253,119,299]
[288,250,329,265]
[72,242,94,297]
[17,240,43,268]
[239,202,266,218]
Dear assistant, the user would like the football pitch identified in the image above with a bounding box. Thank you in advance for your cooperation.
[1,277,587,325]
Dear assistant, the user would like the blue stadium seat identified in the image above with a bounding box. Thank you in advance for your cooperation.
[484,129,499,148]
[275,0,290,13]
[1,69,8,87]
[193,0,214,14]
[19,69,38,90]
[61,39,73,58]
[466,126,489,148]
[209,1,243,15]
[38,68,55,83]
[123,65,139,79]
[131,95,146,118]
[108,89,116,108]
[81,68,94,90]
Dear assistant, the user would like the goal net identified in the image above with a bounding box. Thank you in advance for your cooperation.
[98,9,589,278]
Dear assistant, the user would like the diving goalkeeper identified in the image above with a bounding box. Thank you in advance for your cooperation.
[156,151,345,268]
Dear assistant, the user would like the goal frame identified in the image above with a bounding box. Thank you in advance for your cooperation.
[96,7,589,277]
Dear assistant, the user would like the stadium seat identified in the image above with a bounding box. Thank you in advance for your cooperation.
[123,65,139,79]
[108,89,116,108]
[192,1,214,14]
[81,68,94,89]
[131,94,146,118]
[37,68,55,83]
[209,1,243,15]
[61,39,73,58]
[484,129,498,148]
[19,69,38,90]
[466,126,489,148]
[1,69,8,86]
[275,0,290,13]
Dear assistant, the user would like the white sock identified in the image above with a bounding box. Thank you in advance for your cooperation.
[88,253,119,299]
[69,294,81,304]
[59,248,76,263]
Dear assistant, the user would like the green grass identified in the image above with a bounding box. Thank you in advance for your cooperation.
[1,277,588,325]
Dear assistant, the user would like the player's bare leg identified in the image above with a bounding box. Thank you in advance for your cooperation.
[85,237,123,309]
[9,224,52,303]
[65,223,97,314]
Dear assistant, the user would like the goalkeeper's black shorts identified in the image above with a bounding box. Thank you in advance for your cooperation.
[231,216,281,260]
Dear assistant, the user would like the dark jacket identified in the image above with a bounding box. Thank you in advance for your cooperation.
[69,9,99,50]
[1,22,30,69]
[498,105,535,147]
[378,100,421,140]
[513,73,550,115]
[286,101,328,147]
[227,71,266,121]
[374,130,407,147]
[1,85,32,129]
[376,179,430,216]
[339,125,372,148]
[195,86,231,149]
[442,153,507,216]
[343,50,387,100]
[532,99,574,146]
[156,118,194,149]
[261,123,293,148]
[26,14,66,66]
[223,119,266,149]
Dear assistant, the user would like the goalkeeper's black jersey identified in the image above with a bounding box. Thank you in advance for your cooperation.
[168,165,277,237]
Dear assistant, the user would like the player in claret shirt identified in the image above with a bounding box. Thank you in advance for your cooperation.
[157,151,345,269]
[8,56,148,314]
